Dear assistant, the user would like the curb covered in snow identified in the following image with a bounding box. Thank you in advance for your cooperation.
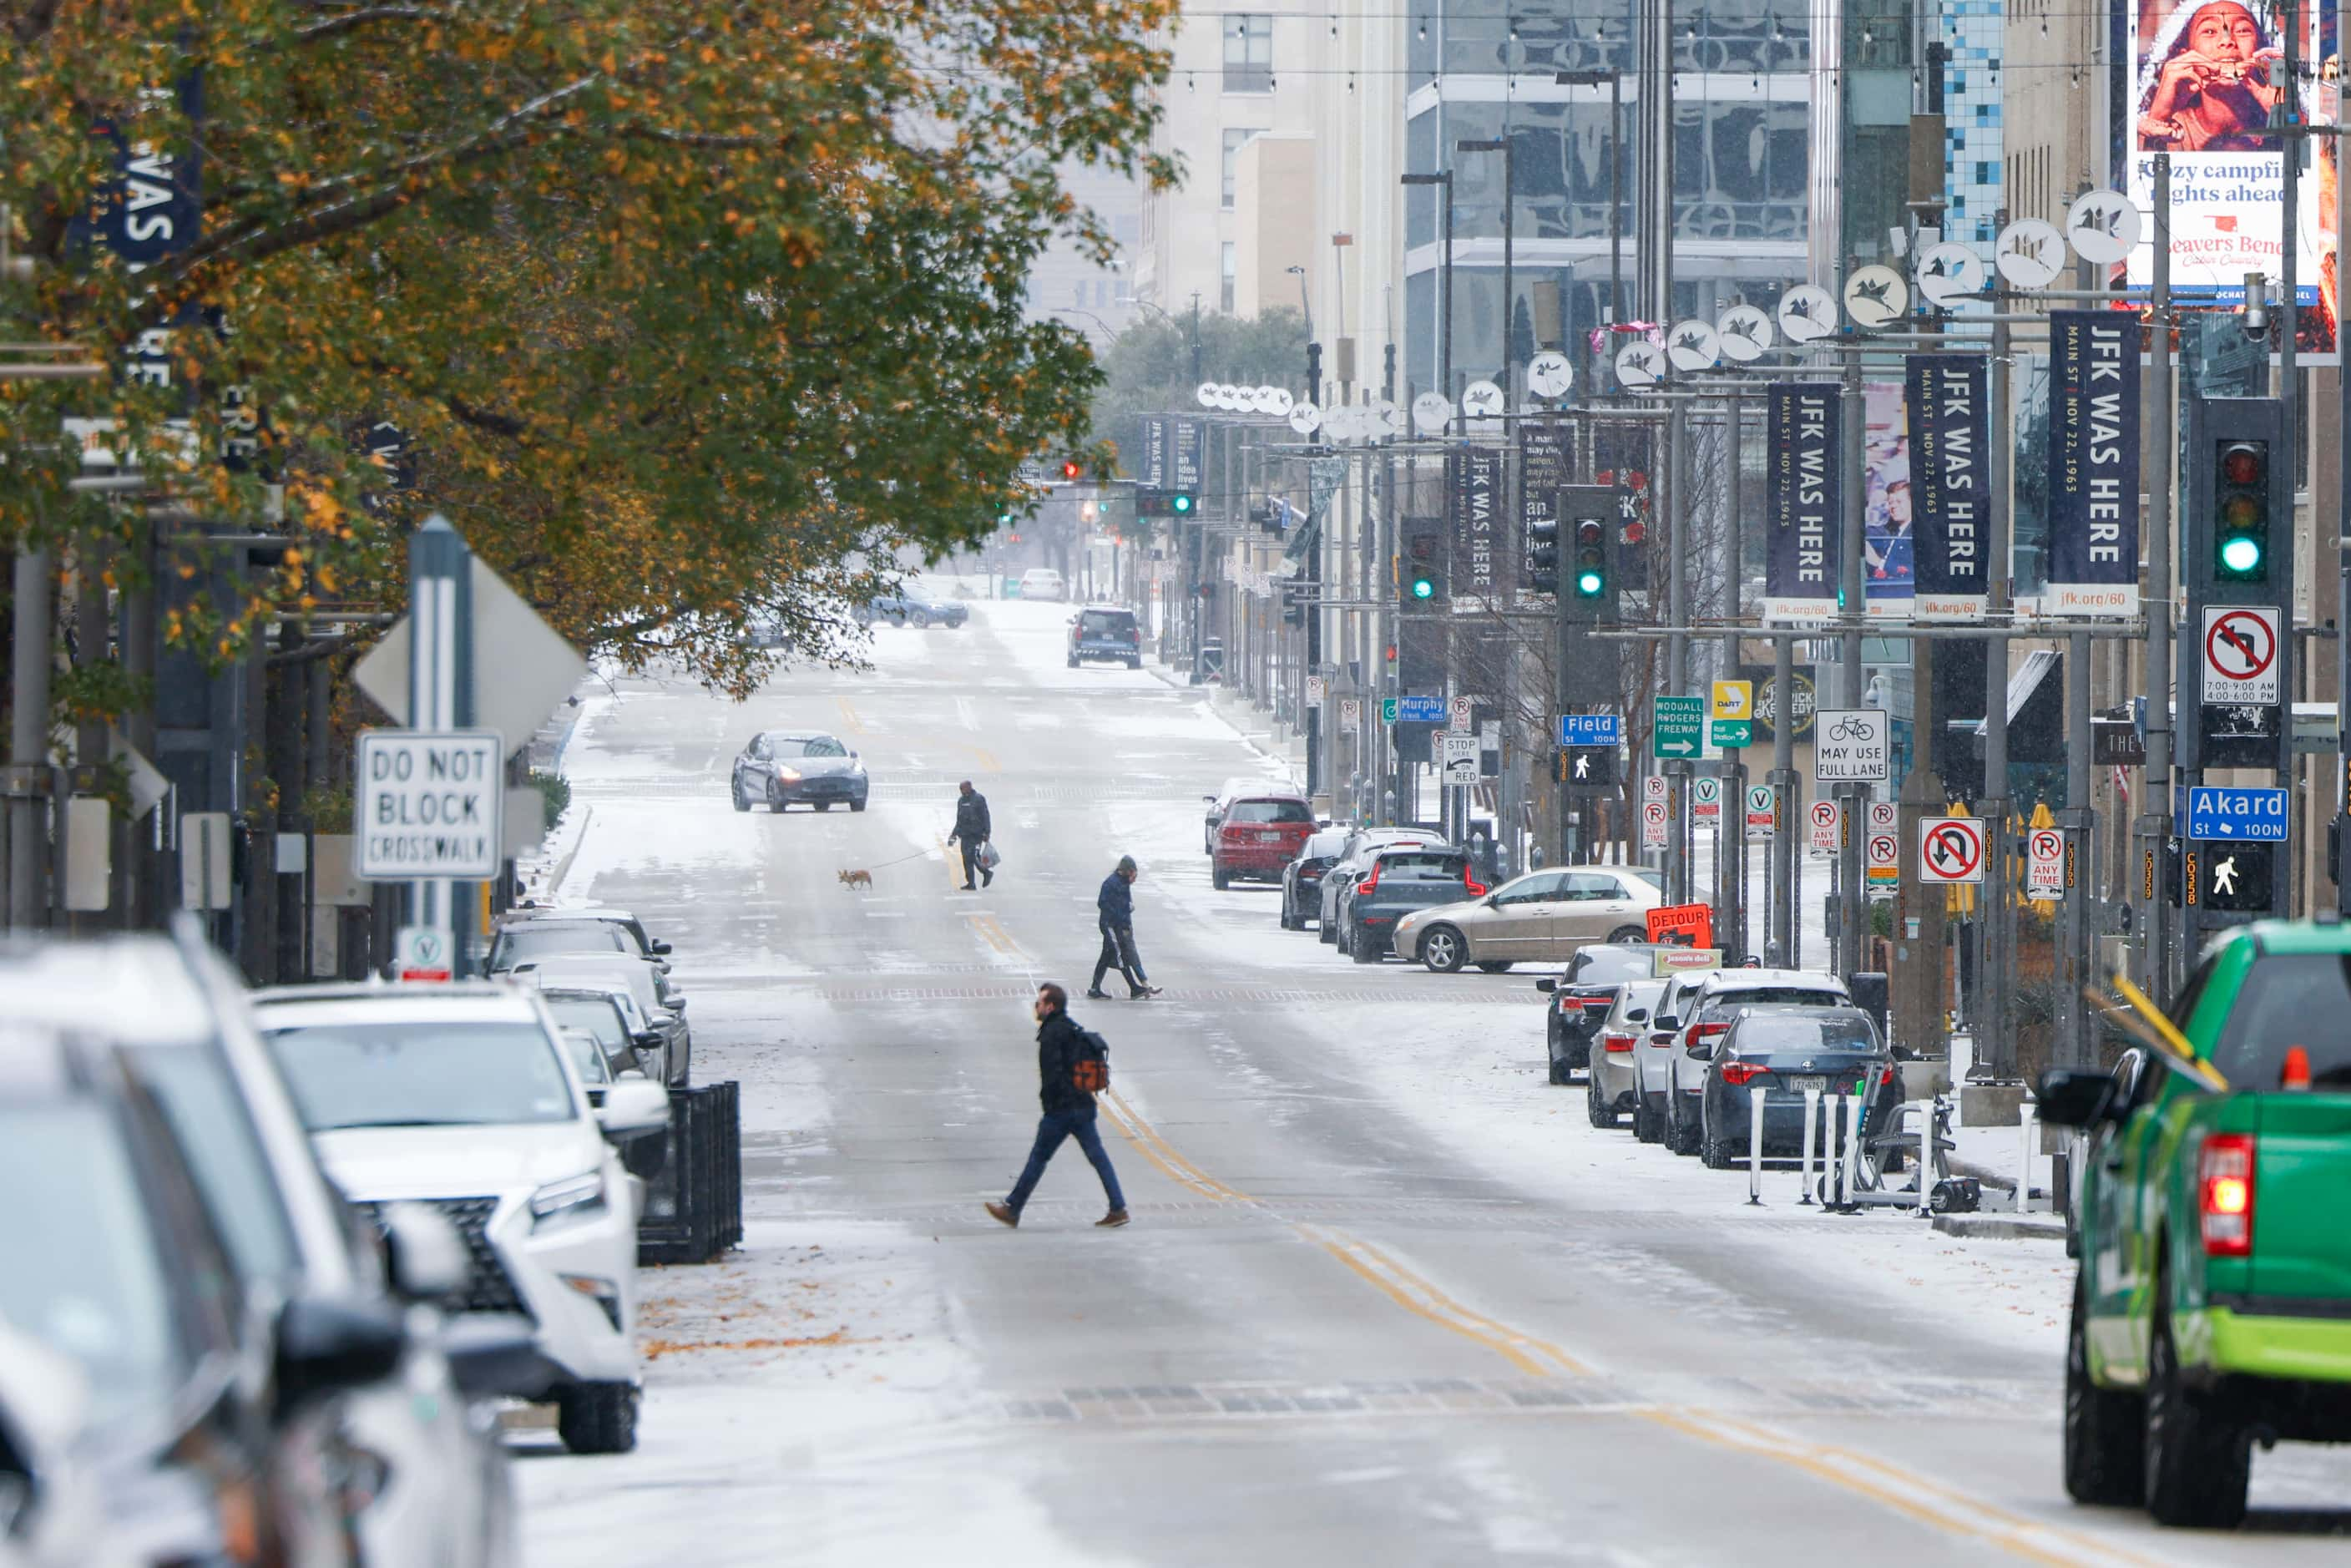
[1930,1212,2069,1243]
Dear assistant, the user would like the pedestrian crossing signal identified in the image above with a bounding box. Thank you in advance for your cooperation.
[1555,746,1617,787]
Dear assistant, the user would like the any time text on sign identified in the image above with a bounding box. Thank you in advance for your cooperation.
[356,730,503,880]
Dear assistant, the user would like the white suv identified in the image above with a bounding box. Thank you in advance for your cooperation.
[1018,566,1066,601]
[254,984,670,1454]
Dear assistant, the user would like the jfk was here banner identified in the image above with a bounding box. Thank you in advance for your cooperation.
[1763,382,1840,623]
[1904,355,1990,620]
[2045,311,2141,616]
[1449,446,1504,598]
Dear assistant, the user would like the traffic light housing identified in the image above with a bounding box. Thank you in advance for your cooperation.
[1558,484,1618,620]
[2181,396,2293,774]
[1524,518,1559,595]
[1400,523,1447,606]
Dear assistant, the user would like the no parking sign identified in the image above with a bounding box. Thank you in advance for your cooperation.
[2027,827,2067,898]
[1807,799,1841,856]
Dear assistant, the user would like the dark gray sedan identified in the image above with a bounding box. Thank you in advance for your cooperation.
[731,730,869,812]
[1691,1006,1897,1170]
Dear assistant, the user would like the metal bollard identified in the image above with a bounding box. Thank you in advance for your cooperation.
[1843,1093,1866,1206]
[1828,1094,1850,1209]
[1797,1086,1822,1206]
[1917,1101,1935,1218]
[2017,1102,2037,1213]
[1747,1088,1767,1206]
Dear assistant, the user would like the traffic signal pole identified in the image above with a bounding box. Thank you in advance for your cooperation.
[1837,352,1867,982]
[2141,153,2177,997]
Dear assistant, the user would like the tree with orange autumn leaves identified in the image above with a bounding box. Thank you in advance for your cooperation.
[0,0,1177,699]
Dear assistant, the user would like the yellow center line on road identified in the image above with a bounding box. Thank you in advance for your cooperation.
[966,913,1023,959]
[1674,1410,2176,1568]
[837,697,865,734]
[1098,1088,1248,1201]
[936,835,965,893]
[965,745,999,773]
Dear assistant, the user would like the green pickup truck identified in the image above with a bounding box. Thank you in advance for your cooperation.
[2039,920,2351,1527]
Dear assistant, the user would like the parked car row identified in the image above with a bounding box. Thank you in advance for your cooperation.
[0,902,690,1564]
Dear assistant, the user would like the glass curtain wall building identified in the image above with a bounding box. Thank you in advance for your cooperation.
[1403,1,1813,402]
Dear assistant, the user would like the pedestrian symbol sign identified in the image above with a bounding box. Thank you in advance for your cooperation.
[1919,817,1986,883]
[2201,606,2281,706]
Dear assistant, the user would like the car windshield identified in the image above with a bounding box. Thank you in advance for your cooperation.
[0,1105,185,1420]
[1079,612,1134,636]
[547,995,628,1050]
[559,1030,613,1084]
[1732,1016,1878,1053]
[1229,799,1312,825]
[2212,953,2351,1088]
[769,735,847,758]
[492,923,628,968]
[1375,852,1468,882]
[1572,947,1654,983]
[1616,981,1666,1016]
[264,1019,577,1129]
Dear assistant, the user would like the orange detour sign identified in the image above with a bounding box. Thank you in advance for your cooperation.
[1646,903,1715,950]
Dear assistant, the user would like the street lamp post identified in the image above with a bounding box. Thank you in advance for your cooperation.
[1400,170,1455,403]
[1555,70,1625,326]
[1456,137,1516,402]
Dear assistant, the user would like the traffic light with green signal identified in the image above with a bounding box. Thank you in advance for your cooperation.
[2213,440,2268,582]
[2182,395,2291,776]
[1572,518,1607,599]
[1399,524,1445,606]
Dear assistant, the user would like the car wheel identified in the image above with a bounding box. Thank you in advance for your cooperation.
[555,1382,640,1455]
[2065,1272,2146,1506]
[1547,1050,1570,1086]
[768,793,788,812]
[1068,655,1080,669]
[1349,928,1383,964]
[1474,959,1514,974]
[2144,1276,2249,1527]
[1666,1098,1701,1157]
[815,801,833,812]
[1634,1095,1665,1145]
[1319,918,1337,945]
[909,609,930,629]
[1126,657,1142,670]
[1212,867,1231,891]
[1419,925,1467,973]
[1608,925,1648,944]
[1278,904,1296,931]
[1587,1074,1620,1129]
[851,797,867,813]
[731,784,749,813]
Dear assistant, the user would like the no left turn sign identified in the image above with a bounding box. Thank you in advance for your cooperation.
[2202,605,2280,706]
[1919,817,1986,883]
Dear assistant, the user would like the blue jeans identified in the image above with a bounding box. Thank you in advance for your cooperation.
[1006,1106,1126,1215]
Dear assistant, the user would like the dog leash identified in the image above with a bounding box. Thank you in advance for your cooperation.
[861,846,945,872]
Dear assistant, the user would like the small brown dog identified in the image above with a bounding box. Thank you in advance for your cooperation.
[837,868,874,891]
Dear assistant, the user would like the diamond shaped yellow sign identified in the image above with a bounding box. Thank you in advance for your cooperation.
[1711,680,1753,721]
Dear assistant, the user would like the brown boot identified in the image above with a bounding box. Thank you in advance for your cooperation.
[1096,1208,1130,1228]
[984,1201,1019,1228]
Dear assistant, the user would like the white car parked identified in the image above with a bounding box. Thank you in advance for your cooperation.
[254,984,670,1454]
[1017,566,1067,601]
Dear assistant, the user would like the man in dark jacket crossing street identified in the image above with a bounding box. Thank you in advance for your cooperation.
[1089,856,1160,999]
[948,779,992,890]
[985,983,1128,1228]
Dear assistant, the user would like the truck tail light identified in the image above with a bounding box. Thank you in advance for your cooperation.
[1720,1061,1770,1087]
[2282,1044,2311,1092]
[2198,1133,2256,1257]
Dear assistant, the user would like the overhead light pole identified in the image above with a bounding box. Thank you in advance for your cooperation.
[1555,70,1625,327]
[1455,137,1517,400]
[1400,169,1455,402]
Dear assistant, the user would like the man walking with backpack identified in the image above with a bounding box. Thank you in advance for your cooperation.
[985,982,1129,1229]
[948,779,992,890]
[1088,855,1161,999]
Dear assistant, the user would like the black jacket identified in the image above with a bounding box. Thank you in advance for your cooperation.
[1096,870,1133,928]
[951,791,991,842]
[1036,1009,1095,1114]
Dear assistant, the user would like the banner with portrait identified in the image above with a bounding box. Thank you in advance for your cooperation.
[2125,0,2339,359]
[1862,382,1911,619]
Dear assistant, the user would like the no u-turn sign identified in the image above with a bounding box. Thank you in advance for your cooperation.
[1919,817,1986,884]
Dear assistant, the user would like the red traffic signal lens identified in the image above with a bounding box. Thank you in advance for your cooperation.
[1059,459,1083,481]
[1575,520,1605,545]
[2221,444,2262,486]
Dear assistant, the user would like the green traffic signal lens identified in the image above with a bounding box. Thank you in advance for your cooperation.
[1575,569,1605,596]
[1412,577,1435,600]
[1172,493,1194,514]
[2220,535,2263,574]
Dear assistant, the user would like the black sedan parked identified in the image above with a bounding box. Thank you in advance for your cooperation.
[731,730,870,812]
[1691,1006,1897,1170]
[1534,943,1694,1082]
[1341,845,1484,964]
[1280,828,1349,931]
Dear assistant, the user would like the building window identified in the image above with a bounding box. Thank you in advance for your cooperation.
[1222,128,1264,209]
[1221,242,1237,313]
[1223,16,1272,93]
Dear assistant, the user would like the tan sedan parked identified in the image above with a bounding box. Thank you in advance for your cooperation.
[1393,867,1665,973]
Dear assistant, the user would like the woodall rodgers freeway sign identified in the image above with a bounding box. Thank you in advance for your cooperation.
[356,731,504,879]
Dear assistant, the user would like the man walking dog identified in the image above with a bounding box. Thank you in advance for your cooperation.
[985,983,1128,1228]
[1089,855,1160,999]
[948,779,992,890]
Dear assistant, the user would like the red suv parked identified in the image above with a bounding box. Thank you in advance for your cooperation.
[1211,793,1316,890]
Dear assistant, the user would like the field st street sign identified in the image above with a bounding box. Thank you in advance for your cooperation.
[356,731,503,880]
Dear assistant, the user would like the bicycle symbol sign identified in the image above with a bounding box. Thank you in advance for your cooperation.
[1812,708,1888,782]
[2201,605,2281,706]
[1919,817,1986,883]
